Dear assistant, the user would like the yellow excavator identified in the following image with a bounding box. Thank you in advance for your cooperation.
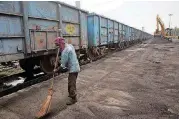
[154,14,179,40]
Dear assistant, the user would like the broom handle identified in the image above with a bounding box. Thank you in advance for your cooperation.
[50,29,62,89]
[50,48,60,89]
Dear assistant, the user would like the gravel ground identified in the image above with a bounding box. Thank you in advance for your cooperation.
[1,37,179,119]
[0,64,23,78]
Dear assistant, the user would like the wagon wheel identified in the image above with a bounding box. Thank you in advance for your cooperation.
[40,55,60,74]
[118,42,122,50]
[101,47,107,57]
[100,47,104,56]
[87,49,95,61]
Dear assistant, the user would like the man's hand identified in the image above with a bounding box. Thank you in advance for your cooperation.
[59,67,68,73]
[53,69,57,73]
[53,67,60,73]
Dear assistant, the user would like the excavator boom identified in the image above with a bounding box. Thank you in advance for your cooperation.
[154,14,178,40]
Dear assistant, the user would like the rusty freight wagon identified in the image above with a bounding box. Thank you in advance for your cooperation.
[87,13,126,60]
[0,1,88,75]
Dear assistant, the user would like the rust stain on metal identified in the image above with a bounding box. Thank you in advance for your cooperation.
[47,33,56,48]
[44,26,58,31]
[68,39,72,44]
[35,32,46,49]
[31,25,58,31]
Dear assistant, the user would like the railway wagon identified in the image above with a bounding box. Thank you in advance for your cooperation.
[148,33,153,39]
[143,32,148,40]
[130,27,134,44]
[0,1,88,75]
[124,24,134,47]
[132,28,139,44]
[87,13,121,47]
[146,33,152,40]
[137,29,144,42]
[133,28,139,43]
[87,13,129,60]
[119,23,124,48]
[129,27,136,45]
[126,26,131,45]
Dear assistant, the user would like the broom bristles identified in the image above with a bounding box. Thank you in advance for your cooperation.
[36,89,54,118]
[36,48,59,118]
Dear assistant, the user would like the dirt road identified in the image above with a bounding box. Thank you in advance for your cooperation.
[1,38,179,119]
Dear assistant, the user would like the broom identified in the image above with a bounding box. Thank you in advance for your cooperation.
[36,48,60,118]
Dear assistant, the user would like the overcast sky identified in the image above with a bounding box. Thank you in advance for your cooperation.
[59,0,179,34]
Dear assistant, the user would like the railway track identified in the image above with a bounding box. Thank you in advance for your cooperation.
[0,53,100,98]
[0,42,142,98]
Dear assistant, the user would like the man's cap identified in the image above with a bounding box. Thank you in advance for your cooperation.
[55,37,65,44]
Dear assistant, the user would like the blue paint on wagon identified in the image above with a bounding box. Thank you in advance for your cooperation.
[88,14,121,47]
[28,1,58,20]
[0,1,152,63]
[0,1,21,14]
[0,1,89,62]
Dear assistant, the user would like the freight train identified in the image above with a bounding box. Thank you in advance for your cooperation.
[0,1,152,76]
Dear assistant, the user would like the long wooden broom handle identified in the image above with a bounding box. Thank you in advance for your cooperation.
[50,29,62,89]
[50,48,60,89]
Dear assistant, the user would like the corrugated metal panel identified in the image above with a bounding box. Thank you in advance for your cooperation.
[101,18,107,27]
[30,31,58,51]
[114,30,118,36]
[134,29,137,40]
[108,20,113,28]
[28,1,58,20]
[101,17,108,45]
[47,32,58,49]
[114,36,118,43]
[129,27,132,41]
[101,36,107,45]
[0,1,21,14]
[114,22,118,43]
[0,1,24,60]
[94,16,100,46]
[87,16,95,47]
[0,38,23,54]
[62,23,79,35]
[0,16,23,36]
[123,25,127,41]
[28,19,58,30]
[114,22,118,29]
[119,23,122,31]
[108,20,114,43]
[30,32,47,51]
[126,26,130,41]
[81,12,88,48]
[61,6,79,23]
[61,5,88,49]
[101,27,108,45]
[119,23,123,41]
[64,37,80,49]
[29,18,58,51]
[101,28,108,36]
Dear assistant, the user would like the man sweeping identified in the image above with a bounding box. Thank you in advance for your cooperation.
[54,37,80,105]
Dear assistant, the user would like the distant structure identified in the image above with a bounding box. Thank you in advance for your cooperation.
[142,27,145,31]
[169,14,173,29]
[75,1,81,8]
